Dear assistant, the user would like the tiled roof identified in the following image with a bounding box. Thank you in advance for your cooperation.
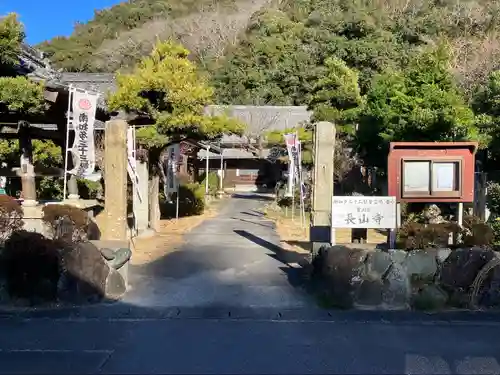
[60,73,116,109]
[205,105,312,137]
[197,147,264,159]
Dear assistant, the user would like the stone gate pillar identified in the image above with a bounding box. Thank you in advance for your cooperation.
[102,118,128,241]
[19,129,36,206]
[310,121,336,257]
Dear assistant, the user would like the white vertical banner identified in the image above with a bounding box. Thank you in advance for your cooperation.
[68,88,98,178]
[291,135,301,185]
[283,132,298,197]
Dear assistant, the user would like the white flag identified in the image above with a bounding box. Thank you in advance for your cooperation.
[68,89,98,178]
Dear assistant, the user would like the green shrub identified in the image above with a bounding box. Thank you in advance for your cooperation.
[162,182,206,218]
[3,230,61,302]
[198,172,219,195]
[42,204,91,242]
[397,222,459,250]
[77,178,102,199]
[181,183,206,215]
[462,215,494,247]
[487,182,500,217]
[277,196,292,208]
[0,194,23,244]
[37,177,63,200]
[490,219,500,245]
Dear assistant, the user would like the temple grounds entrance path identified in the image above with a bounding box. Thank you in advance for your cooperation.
[123,193,315,310]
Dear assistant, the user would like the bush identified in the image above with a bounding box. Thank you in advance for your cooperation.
[198,172,220,195]
[180,183,206,215]
[276,184,310,212]
[462,215,494,247]
[42,204,90,242]
[0,195,23,244]
[161,182,206,218]
[3,230,61,302]
[487,182,500,217]
[489,219,500,245]
[397,222,459,250]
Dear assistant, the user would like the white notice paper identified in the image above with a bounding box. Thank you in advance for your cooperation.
[403,161,429,192]
[432,162,455,191]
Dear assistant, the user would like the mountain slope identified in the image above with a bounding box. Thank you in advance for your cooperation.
[40,0,500,107]
[210,0,500,104]
[38,0,273,72]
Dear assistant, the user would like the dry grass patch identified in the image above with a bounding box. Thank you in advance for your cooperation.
[265,206,310,255]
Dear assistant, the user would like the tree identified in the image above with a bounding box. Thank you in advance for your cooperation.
[307,57,363,136]
[0,14,64,199]
[0,13,24,68]
[356,44,481,169]
[0,15,45,113]
[472,70,500,169]
[107,40,245,156]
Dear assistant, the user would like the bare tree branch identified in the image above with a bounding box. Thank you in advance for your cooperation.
[92,0,274,72]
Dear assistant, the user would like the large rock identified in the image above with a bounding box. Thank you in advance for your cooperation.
[105,268,127,299]
[58,241,110,303]
[388,249,407,265]
[412,284,448,310]
[404,250,438,281]
[440,247,496,290]
[471,257,500,308]
[382,262,411,308]
[364,251,392,280]
[314,246,367,308]
[356,279,383,306]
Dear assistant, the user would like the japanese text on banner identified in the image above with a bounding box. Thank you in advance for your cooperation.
[68,89,98,177]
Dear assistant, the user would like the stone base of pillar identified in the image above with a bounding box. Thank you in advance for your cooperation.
[135,228,156,238]
[67,194,80,200]
[21,199,37,207]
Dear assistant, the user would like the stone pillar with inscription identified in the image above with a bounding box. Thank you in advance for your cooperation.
[19,128,37,207]
[67,175,80,200]
[133,161,151,236]
[310,121,336,257]
[62,125,80,202]
[102,118,128,241]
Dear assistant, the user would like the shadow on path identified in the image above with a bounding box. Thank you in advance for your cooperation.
[233,229,310,289]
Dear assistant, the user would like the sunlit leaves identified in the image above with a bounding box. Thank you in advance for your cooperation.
[0,77,45,114]
[0,13,24,66]
[108,40,244,147]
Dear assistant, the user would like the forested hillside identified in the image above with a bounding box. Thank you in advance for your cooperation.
[212,0,500,104]
[37,0,277,72]
[38,0,500,170]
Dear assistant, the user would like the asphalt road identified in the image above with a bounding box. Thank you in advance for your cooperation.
[1,311,500,374]
[1,193,500,374]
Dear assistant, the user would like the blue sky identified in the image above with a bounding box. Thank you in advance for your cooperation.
[0,0,122,44]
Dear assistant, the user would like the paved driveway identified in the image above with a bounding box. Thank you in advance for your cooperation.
[123,193,314,309]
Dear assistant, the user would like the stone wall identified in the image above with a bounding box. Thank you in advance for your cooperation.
[313,246,500,310]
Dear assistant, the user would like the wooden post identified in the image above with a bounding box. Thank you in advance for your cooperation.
[102,119,128,241]
[310,121,336,257]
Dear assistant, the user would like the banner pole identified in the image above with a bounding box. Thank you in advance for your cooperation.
[62,85,73,200]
